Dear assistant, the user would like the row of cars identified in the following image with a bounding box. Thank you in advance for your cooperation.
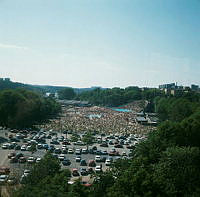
[8,152,41,164]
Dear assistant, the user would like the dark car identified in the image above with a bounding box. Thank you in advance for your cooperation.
[101,157,107,163]
[72,168,79,176]
[19,157,26,163]
[80,168,88,176]
[15,153,24,159]
[88,149,96,154]
[87,168,94,174]
[100,143,108,147]
[114,144,123,148]
[80,159,87,166]
[101,150,108,155]
[96,150,102,155]
[54,148,61,154]
[10,156,18,163]
[62,159,71,166]
[92,146,97,151]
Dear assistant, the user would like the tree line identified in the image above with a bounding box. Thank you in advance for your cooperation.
[0,88,61,129]
[58,87,163,107]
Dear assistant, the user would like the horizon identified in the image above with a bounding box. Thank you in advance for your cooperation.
[0,0,200,88]
[2,78,197,89]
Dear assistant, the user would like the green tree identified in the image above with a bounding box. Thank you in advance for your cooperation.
[58,88,76,100]
[82,132,94,149]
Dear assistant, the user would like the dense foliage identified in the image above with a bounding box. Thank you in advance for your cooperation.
[58,87,76,100]
[0,79,43,92]
[0,89,61,128]
[155,91,200,122]
[76,87,162,107]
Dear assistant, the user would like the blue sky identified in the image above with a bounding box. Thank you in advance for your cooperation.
[0,0,199,88]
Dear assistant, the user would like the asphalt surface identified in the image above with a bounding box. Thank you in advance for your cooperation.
[0,129,137,183]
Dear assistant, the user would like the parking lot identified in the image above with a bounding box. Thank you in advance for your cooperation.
[0,128,145,184]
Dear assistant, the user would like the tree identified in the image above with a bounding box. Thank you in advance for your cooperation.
[82,132,94,149]
[153,147,200,196]
[58,88,76,100]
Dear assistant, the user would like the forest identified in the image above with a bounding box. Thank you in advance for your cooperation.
[0,88,61,128]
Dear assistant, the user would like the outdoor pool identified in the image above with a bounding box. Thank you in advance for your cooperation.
[111,108,132,112]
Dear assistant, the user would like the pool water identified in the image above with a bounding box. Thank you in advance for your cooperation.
[111,108,132,112]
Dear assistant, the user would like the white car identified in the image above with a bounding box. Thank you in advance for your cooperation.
[68,149,74,154]
[58,154,65,161]
[23,169,30,176]
[2,143,9,149]
[95,166,102,173]
[62,145,67,150]
[95,155,101,162]
[21,145,27,151]
[105,159,111,166]
[36,157,41,163]
[0,175,8,184]
[75,149,81,155]
[27,157,35,163]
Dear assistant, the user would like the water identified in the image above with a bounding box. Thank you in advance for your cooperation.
[111,108,132,112]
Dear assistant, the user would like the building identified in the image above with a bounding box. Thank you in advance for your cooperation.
[159,83,176,90]
[191,84,199,91]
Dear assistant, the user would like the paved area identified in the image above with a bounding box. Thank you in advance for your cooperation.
[0,128,141,183]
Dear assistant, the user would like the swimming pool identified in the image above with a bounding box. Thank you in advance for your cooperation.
[111,108,132,112]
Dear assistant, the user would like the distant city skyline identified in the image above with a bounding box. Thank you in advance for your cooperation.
[0,0,200,88]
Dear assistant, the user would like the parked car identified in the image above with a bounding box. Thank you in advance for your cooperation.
[88,160,96,167]
[68,149,74,154]
[2,143,9,149]
[27,157,35,164]
[96,150,102,155]
[95,165,102,173]
[105,159,111,166]
[21,145,27,151]
[54,148,61,154]
[36,158,41,163]
[62,159,71,166]
[75,149,81,155]
[58,154,65,161]
[19,157,26,163]
[101,150,108,155]
[87,167,94,174]
[80,168,88,176]
[0,167,10,175]
[114,144,123,148]
[14,145,21,150]
[100,143,108,147]
[82,149,88,154]
[10,156,18,163]
[76,156,81,162]
[37,144,43,149]
[8,152,16,159]
[72,168,79,176]
[80,159,87,166]
[101,157,107,163]
[95,155,101,162]
[0,175,8,184]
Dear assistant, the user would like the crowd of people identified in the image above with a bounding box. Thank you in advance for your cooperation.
[39,101,156,135]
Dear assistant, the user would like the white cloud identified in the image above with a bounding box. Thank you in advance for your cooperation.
[0,43,29,50]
